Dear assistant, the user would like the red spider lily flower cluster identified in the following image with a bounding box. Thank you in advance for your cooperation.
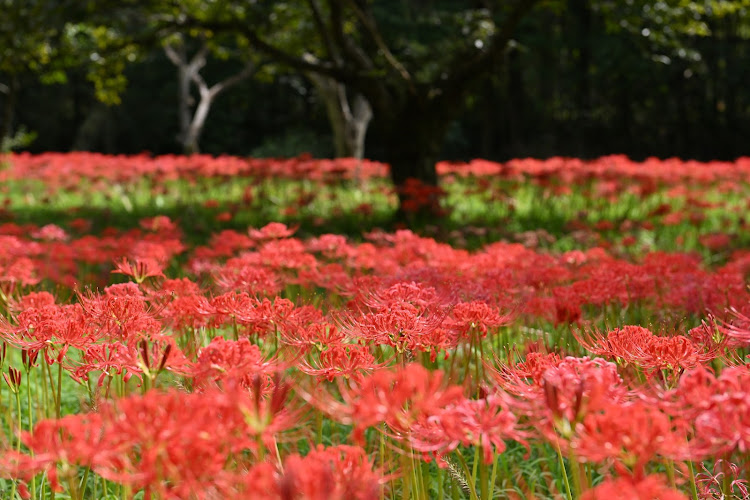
[0,152,749,498]
[5,152,750,189]
[575,325,723,377]
[0,386,353,499]
[580,474,688,500]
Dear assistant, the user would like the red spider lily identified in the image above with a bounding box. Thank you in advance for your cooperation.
[236,445,384,500]
[410,393,524,464]
[575,325,722,377]
[322,363,465,443]
[504,351,564,385]
[718,306,750,344]
[695,459,750,500]
[492,355,627,439]
[699,233,732,251]
[1,303,96,364]
[269,445,384,500]
[209,291,256,326]
[278,314,345,351]
[397,178,447,216]
[155,277,203,296]
[653,364,734,420]
[79,286,161,343]
[297,263,354,292]
[68,342,133,386]
[361,281,447,312]
[112,257,166,283]
[3,366,22,392]
[306,233,352,260]
[0,256,39,286]
[339,281,451,355]
[11,291,56,312]
[0,412,108,491]
[113,337,191,382]
[213,261,280,296]
[139,215,181,236]
[157,293,214,332]
[197,229,255,259]
[297,343,382,382]
[340,303,449,355]
[655,365,750,458]
[21,349,39,370]
[191,337,280,389]
[447,300,513,338]
[570,401,690,477]
[248,222,297,241]
[243,297,296,334]
[5,387,299,498]
[129,239,185,266]
[256,239,318,271]
[210,293,294,337]
[31,224,68,242]
[581,474,688,500]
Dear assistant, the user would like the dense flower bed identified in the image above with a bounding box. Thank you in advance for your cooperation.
[0,154,749,499]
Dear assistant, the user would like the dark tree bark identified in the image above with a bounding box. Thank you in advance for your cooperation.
[0,77,18,148]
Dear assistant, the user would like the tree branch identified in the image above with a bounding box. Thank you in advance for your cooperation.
[339,0,414,90]
[307,0,339,62]
[327,0,373,71]
[439,0,540,100]
[163,42,184,66]
[179,17,360,82]
[207,62,257,100]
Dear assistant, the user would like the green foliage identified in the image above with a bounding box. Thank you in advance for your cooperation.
[4,0,750,163]
[0,126,37,152]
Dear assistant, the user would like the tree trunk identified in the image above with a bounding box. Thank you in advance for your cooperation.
[177,65,193,150]
[0,77,18,148]
[183,86,214,154]
[347,93,371,160]
[379,103,448,220]
[306,69,373,175]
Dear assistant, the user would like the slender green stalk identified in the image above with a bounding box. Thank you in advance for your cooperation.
[9,390,22,500]
[471,445,480,488]
[380,431,386,500]
[569,451,582,498]
[556,441,573,500]
[437,466,444,500]
[79,466,91,500]
[316,410,323,445]
[44,362,57,417]
[479,449,490,500]
[686,460,699,500]
[26,369,37,500]
[489,452,500,499]
[56,362,63,419]
[665,458,676,490]
[454,451,480,500]
[14,390,22,451]
[401,452,411,500]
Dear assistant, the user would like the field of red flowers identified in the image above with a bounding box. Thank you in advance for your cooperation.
[0,153,749,499]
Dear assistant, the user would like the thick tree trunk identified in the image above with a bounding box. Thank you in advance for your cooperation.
[379,103,448,220]
[0,78,18,148]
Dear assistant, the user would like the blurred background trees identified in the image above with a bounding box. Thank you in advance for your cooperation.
[2,0,749,162]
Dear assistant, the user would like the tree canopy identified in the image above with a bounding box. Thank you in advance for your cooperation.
[2,0,749,210]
